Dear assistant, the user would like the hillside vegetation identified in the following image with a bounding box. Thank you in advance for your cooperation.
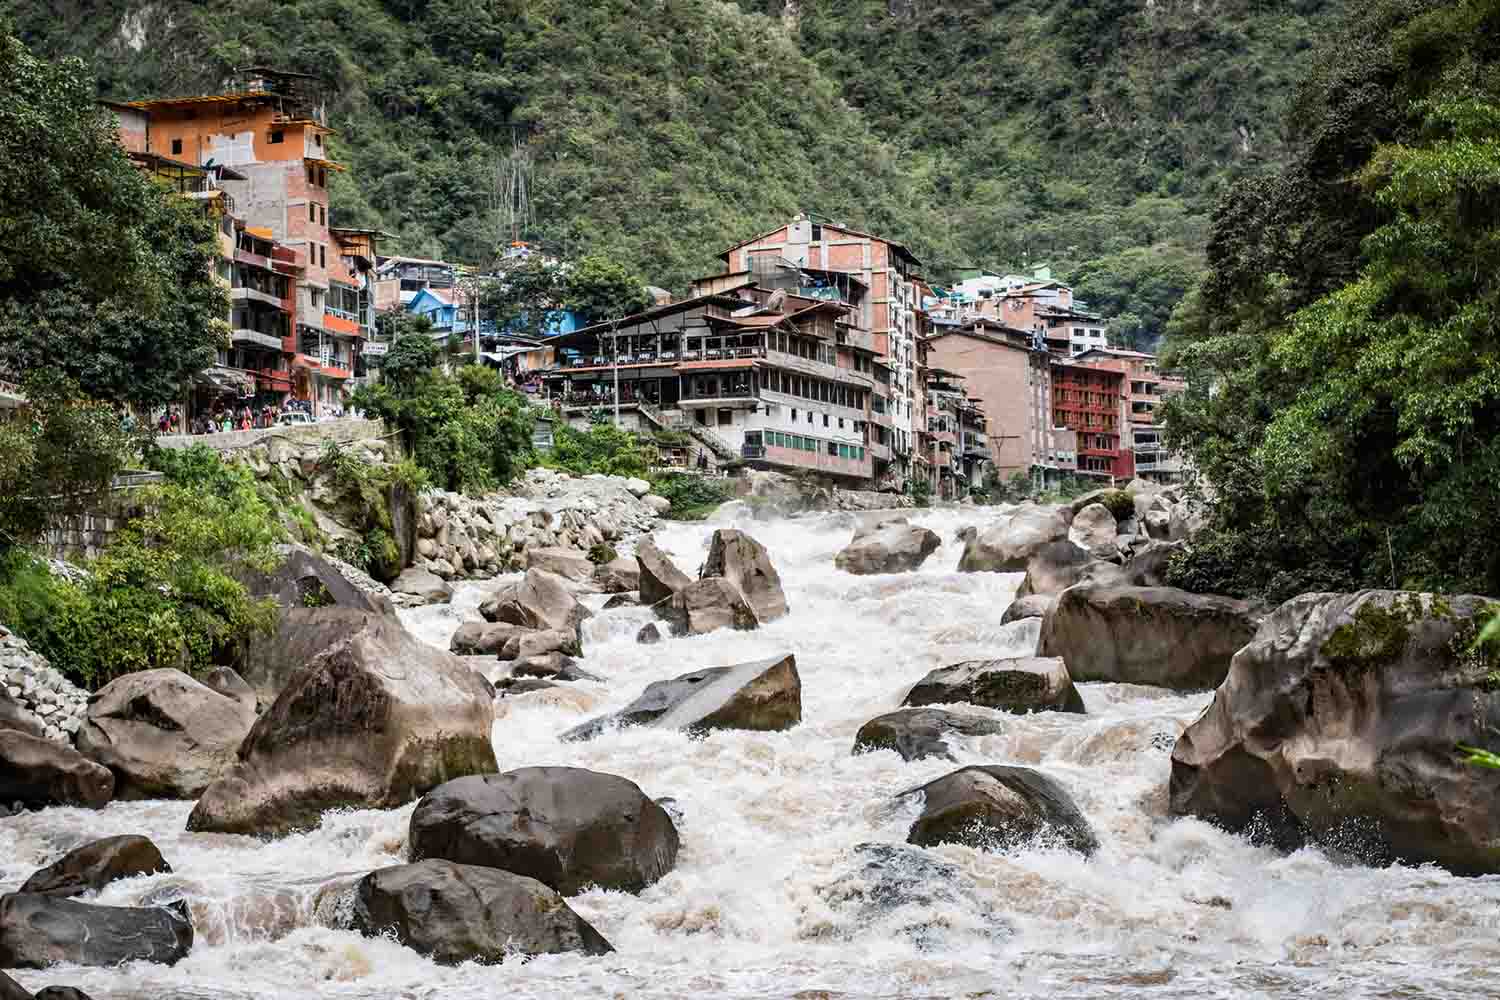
[8,0,1340,335]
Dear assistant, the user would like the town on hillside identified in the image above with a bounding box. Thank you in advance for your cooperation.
[99,68,1186,498]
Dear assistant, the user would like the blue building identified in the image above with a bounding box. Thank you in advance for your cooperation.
[406,285,582,340]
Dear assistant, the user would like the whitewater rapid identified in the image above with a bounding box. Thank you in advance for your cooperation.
[4,507,1500,998]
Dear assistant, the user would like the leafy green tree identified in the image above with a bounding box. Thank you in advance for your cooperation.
[376,318,441,389]
[547,423,653,478]
[0,30,227,406]
[0,373,140,552]
[1163,0,1500,600]
[561,253,652,325]
[480,256,565,338]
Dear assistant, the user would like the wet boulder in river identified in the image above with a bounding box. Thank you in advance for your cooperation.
[409,767,679,895]
[0,894,192,968]
[1067,503,1120,561]
[20,835,170,898]
[852,708,1006,762]
[1040,581,1261,690]
[636,622,662,644]
[834,520,942,575]
[187,613,496,837]
[636,537,691,606]
[1171,590,1500,874]
[564,654,801,741]
[33,988,97,1000]
[654,577,759,636]
[448,620,526,656]
[1000,594,1054,625]
[901,765,1098,856]
[594,555,640,594]
[957,506,1070,573]
[388,566,453,605]
[903,657,1085,715]
[478,569,592,637]
[0,972,29,1000]
[1013,540,1093,598]
[500,628,581,662]
[351,859,612,964]
[76,669,255,800]
[0,731,113,810]
[702,528,788,622]
[522,546,595,585]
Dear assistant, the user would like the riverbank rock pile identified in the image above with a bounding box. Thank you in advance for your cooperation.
[408,469,664,586]
[0,628,87,744]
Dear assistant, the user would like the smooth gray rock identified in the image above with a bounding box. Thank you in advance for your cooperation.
[1001,594,1055,625]
[901,765,1097,856]
[654,577,758,636]
[409,767,679,895]
[1171,590,1500,873]
[853,709,1006,762]
[390,567,454,604]
[0,690,45,740]
[201,667,257,712]
[187,614,496,837]
[479,569,591,636]
[20,836,170,899]
[1040,582,1261,690]
[1014,540,1092,597]
[636,538,691,606]
[0,731,113,810]
[903,657,1085,715]
[565,654,800,741]
[522,546,594,584]
[1067,503,1119,560]
[958,506,1070,573]
[351,860,612,964]
[702,529,788,622]
[449,621,526,656]
[835,521,942,575]
[594,556,640,594]
[636,622,662,645]
[0,894,192,968]
[76,669,255,800]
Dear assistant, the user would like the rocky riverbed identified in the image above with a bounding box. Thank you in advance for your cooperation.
[3,500,1500,999]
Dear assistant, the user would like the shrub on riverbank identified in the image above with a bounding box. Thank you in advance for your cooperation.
[0,452,282,689]
[648,473,733,520]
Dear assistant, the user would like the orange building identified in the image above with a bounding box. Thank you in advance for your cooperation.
[106,69,374,415]
[1050,362,1127,479]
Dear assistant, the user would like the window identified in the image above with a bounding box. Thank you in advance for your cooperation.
[828,442,838,457]
[717,409,732,427]
[791,409,797,422]
[269,130,284,144]
[823,414,829,427]
[171,138,183,155]
[319,244,326,269]
[807,410,813,424]
[309,203,317,223]
[838,418,844,429]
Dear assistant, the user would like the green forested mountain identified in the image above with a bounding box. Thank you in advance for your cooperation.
[7,0,1340,330]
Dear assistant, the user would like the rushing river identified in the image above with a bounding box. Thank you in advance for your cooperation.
[5,507,1500,998]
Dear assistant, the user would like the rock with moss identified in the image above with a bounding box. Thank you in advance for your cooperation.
[1171,590,1500,874]
[1040,582,1261,690]
[903,657,1085,715]
[187,613,497,837]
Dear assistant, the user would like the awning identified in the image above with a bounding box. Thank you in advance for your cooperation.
[680,359,756,371]
[194,365,255,394]
[482,347,542,363]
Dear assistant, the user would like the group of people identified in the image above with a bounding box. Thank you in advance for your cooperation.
[146,397,334,435]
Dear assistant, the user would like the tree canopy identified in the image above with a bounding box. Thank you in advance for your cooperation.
[1162,0,1500,600]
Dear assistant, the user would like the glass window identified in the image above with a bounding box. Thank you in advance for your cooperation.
[827,442,837,457]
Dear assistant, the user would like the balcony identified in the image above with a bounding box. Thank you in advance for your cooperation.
[324,311,362,337]
[232,287,286,309]
[231,328,285,352]
[742,444,766,460]
[234,247,272,270]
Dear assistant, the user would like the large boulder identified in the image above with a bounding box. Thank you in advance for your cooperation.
[1067,503,1119,560]
[0,691,45,739]
[834,521,942,575]
[522,546,594,584]
[0,731,113,810]
[1121,540,1185,587]
[564,654,801,741]
[594,555,640,594]
[501,629,581,662]
[654,577,758,636]
[852,709,1006,762]
[409,768,679,895]
[701,529,788,622]
[389,567,453,605]
[903,657,1085,715]
[19,836,170,899]
[1014,541,1091,597]
[957,506,1069,573]
[900,765,1098,856]
[479,569,591,637]
[1040,582,1261,690]
[636,538,691,607]
[0,894,192,968]
[201,667,256,712]
[187,614,497,837]
[1000,594,1054,625]
[350,860,611,965]
[448,621,526,656]
[1170,591,1500,873]
[241,606,387,709]
[240,545,393,615]
[76,669,255,800]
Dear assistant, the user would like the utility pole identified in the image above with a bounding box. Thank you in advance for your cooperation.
[473,273,481,366]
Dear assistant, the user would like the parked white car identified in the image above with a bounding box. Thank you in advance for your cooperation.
[276,411,315,426]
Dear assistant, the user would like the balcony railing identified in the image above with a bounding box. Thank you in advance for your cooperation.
[231,328,285,351]
[742,445,766,460]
